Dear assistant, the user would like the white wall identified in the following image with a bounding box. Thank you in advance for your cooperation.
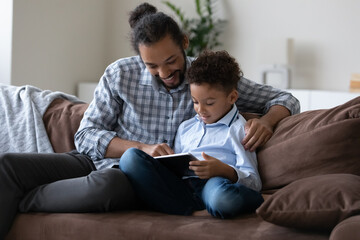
[11,0,110,95]
[0,0,13,85]
[112,0,360,92]
[220,0,360,91]
[104,0,197,61]
[8,0,360,94]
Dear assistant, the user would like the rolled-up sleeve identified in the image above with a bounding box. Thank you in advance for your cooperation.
[75,69,121,161]
[236,77,300,115]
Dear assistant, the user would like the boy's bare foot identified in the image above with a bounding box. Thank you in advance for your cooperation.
[192,210,211,217]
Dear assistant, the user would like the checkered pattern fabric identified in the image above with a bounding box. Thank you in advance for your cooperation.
[75,56,300,169]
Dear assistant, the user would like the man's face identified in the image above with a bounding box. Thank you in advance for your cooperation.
[139,34,186,90]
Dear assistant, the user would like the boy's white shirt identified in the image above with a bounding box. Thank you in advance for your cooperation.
[174,104,262,191]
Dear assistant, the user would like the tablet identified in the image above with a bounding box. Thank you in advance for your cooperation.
[154,153,198,177]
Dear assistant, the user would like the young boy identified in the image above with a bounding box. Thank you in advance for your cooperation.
[119,50,263,218]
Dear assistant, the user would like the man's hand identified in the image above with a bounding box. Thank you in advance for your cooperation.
[241,105,291,152]
[242,118,273,152]
[139,143,174,157]
[189,152,237,182]
[105,137,173,158]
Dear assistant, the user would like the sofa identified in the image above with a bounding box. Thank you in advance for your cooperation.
[5,95,360,240]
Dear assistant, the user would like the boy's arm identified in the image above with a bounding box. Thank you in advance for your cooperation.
[189,152,238,183]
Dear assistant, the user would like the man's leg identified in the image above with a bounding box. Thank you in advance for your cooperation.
[0,151,135,239]
[119,148,203,215]
[201,177,264,219]
[19,168,136,213]
[0,152,92,239]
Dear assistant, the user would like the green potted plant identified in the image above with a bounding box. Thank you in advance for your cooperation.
[163,0,227,57]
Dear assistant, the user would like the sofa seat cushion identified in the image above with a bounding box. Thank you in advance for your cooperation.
[329,215,360,240]
[6,211,329,240]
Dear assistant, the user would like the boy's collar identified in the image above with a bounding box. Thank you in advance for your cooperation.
[196,104,238,127]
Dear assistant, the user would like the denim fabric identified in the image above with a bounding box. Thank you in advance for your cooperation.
[119,148,264,218]
[119,148,204,215]
[202,177,264,218]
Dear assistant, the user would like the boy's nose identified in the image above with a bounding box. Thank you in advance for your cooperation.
[198,104,205,113]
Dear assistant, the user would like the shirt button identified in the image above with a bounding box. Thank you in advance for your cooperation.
[163,140,168,143]
[165,116,170,119]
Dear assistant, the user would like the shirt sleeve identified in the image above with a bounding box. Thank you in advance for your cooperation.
[236,77,300,115]
[74,69,121,160]
[229,119,262,192]
[173,121,185,154]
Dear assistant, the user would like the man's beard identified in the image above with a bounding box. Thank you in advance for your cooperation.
[156,50,187,89]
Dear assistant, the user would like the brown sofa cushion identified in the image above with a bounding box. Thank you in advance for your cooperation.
[257,96,360,191]
[256,174,360,231]
[329,215,360,240]
[6,211,330,240]
[43,98,89,153]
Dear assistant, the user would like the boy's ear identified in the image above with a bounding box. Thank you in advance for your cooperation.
[183,35,189,50]
[229,90,238,104]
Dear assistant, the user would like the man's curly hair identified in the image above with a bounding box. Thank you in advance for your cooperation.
[186,50,243,94]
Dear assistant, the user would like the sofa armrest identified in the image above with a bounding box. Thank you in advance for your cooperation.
[43,98,89,153]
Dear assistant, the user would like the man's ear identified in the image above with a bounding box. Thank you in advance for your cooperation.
[229,90,239,104]
[183,35,189,50]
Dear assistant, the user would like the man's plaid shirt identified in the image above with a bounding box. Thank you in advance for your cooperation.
[75,56,300,170]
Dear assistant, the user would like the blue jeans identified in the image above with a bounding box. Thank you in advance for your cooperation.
[119,148,264,218]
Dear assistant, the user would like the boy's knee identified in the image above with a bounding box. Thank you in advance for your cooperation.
[202,178,244,218]
[119,148,147,172]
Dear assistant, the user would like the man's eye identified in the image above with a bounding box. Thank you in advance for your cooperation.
[167,60,176,65]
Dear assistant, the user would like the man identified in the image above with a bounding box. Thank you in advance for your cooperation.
[0,3,299,239]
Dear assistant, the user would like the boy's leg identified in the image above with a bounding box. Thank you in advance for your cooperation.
[201,177,264,219]
[119,148,203,215]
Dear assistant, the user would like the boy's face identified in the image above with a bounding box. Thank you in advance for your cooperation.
[139,34,187,90]
[190,83,238,124]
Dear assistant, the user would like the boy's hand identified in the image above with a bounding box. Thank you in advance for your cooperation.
[189,152,237,182]
[242,118,273,152]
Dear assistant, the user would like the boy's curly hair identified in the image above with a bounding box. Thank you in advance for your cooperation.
[186,50,243,93]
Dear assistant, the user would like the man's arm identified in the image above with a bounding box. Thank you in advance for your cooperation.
[236,77,300,151]
[105,137,174,158]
